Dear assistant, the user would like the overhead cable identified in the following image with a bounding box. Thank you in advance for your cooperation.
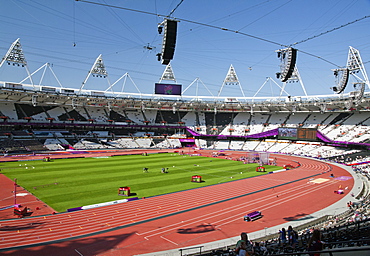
[76,0,368,67]
[76,0,287,47]
[168,0,184,17]
[291,15,370,46]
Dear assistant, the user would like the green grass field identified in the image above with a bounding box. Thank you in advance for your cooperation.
[0,153,282,212]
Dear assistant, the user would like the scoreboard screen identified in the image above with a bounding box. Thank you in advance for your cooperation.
[155,83,182,95]
[297,128,317,141]
[278,128,317,141]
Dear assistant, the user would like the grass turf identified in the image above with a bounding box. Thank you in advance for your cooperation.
[0,153,282,212]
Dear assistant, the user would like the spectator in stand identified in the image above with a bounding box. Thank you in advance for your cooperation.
[288,225,298,247]
[259,242,268,255]
[307,229,323,256]
[279,228,287,246]
[253,242,267,255]
[235,232,253,256]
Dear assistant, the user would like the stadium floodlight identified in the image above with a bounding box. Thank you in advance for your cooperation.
[90,54,108,77]
[332,46,370,94]
[347,46,370,90]
[276,47,297,82]
[0,38,34,87]
[79,54,112,95]
[218,65,245,97]
[159,63,176,82]
[0,38,27,67]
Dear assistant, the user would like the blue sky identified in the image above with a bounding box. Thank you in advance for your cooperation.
[0,0,369,98]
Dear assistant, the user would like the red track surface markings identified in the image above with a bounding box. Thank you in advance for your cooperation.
[0,150,354,256]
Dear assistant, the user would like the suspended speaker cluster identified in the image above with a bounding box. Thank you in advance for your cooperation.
[276,47,297,82]
[352,82,365,106]
[157,19,178,65]
[331,68,349,93]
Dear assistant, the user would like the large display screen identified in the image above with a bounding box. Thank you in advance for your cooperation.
[278,127,317,141]
[278,127,297,140]
[155,83,182,95]
[297,128,317,141]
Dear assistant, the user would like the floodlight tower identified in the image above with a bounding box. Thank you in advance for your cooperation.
[331,46,369,94]
[159,63,177,83]
[0,38,34,87]
[279,66,308,97]
[78,54,112,95]
[347,46,369,89]
[218,64,245,97]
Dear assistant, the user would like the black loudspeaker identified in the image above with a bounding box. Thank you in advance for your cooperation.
[280,48,297,82]
[161,19,178,65]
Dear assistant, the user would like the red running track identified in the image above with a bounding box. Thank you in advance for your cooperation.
[0,151,354,256]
